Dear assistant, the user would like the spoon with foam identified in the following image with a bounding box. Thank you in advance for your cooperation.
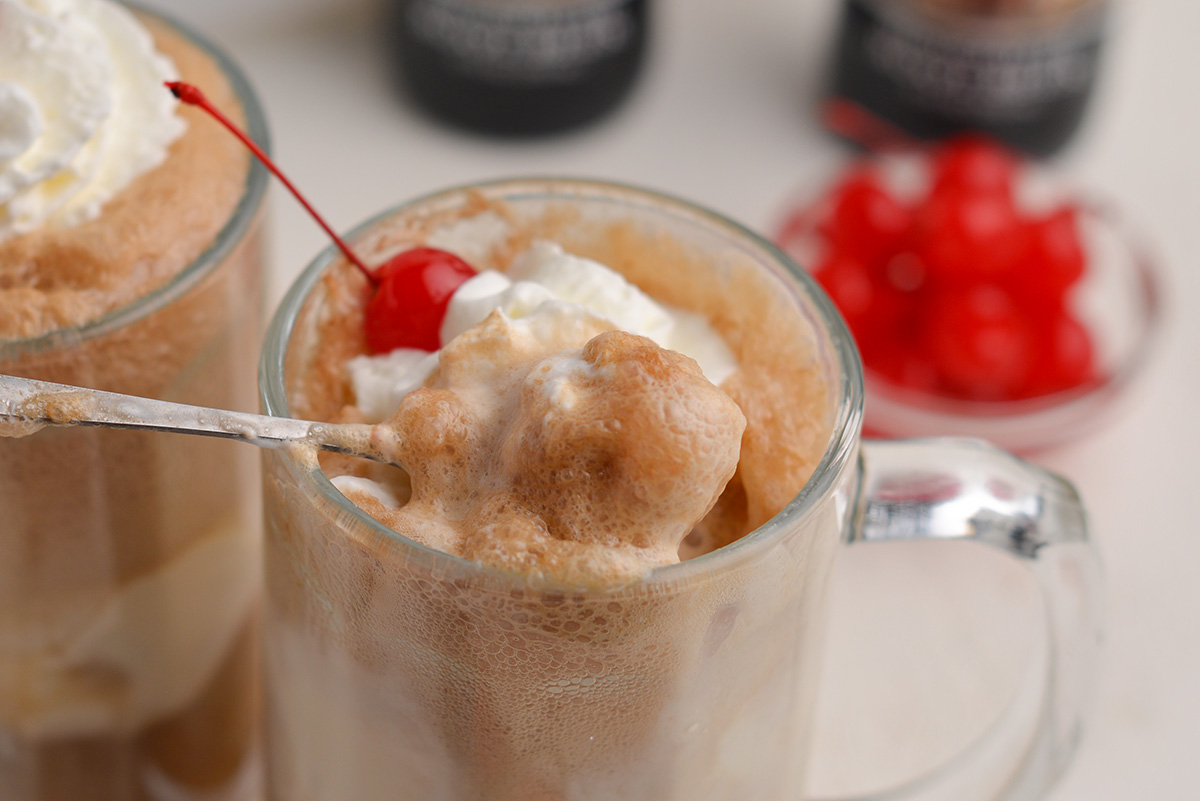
[0,374,392,464]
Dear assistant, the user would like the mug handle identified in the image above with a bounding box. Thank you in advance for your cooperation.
[820,437,1103,801]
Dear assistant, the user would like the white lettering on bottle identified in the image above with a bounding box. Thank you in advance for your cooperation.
[406,0,635,82]
[864,19,1096,119]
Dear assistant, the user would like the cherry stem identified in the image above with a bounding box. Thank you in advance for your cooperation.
[820,98,921,155]
[165,81,377,285]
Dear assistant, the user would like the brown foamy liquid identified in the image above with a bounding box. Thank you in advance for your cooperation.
[289,199,832,565]
[265,196,840,800]
[357,316,746,585]
[0,12,263,801]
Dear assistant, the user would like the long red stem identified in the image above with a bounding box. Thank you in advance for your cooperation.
[166,81,377,284]
[820,98,919,154]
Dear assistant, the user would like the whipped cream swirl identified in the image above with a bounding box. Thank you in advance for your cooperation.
[0,0,185,240]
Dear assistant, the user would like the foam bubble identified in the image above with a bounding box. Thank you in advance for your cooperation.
[369,311,745,584]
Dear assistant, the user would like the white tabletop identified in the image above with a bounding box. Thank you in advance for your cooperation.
[142,0,1199,797]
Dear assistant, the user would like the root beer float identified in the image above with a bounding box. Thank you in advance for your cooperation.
[0,3,267,799]
[165,62,836,798]
[252,173,1096,800]
[241,170,837,798]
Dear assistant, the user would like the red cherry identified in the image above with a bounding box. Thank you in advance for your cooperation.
[814,250,874,321]
[910,189,1027,285]
[867,336,939,394]
[931,134,1019,198]
[922,285,1037,400]
[819,168,911,267]
[1022,312,1097,398]
[1010,205,1087,304]
[364,248,476,354]
[813,249,908,350]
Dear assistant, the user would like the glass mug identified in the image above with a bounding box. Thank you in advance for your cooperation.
[0,9,269,800]
[259,179,1100,801]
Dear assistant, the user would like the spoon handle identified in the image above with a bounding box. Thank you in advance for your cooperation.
[0,374,387,464]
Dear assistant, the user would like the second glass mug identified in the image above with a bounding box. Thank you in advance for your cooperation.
[259,179,1101,801]
[0,7,269,800]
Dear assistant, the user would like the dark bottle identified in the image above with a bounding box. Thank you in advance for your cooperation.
[385,0,649,136]
[826,0,1109,156]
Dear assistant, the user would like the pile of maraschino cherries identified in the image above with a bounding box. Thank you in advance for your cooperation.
[778,135,1097,403]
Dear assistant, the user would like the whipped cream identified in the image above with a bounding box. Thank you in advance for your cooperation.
[0,0,185,240]
[349,240,738,423]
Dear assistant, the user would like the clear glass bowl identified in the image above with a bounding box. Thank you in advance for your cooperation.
[775,161,1162,454]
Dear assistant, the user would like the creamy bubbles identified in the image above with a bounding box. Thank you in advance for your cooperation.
[336,233,745,583]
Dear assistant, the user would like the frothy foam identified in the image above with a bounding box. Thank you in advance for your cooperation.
[340,307,746,585]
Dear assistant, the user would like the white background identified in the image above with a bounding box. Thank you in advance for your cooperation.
[138,0,1199,797]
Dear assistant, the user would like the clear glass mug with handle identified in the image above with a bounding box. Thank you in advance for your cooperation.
[258,178,1101,801]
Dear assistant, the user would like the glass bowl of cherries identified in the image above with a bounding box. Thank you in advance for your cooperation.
[776,135,1161,454]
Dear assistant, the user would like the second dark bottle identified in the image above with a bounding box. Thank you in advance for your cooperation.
[826,0,1110,156]
[387,0,649,136]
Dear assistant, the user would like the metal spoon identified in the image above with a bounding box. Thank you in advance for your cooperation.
[0,374,391,465]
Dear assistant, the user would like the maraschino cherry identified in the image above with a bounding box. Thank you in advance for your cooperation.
[364,247,475,353]
[166,81,474,354]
